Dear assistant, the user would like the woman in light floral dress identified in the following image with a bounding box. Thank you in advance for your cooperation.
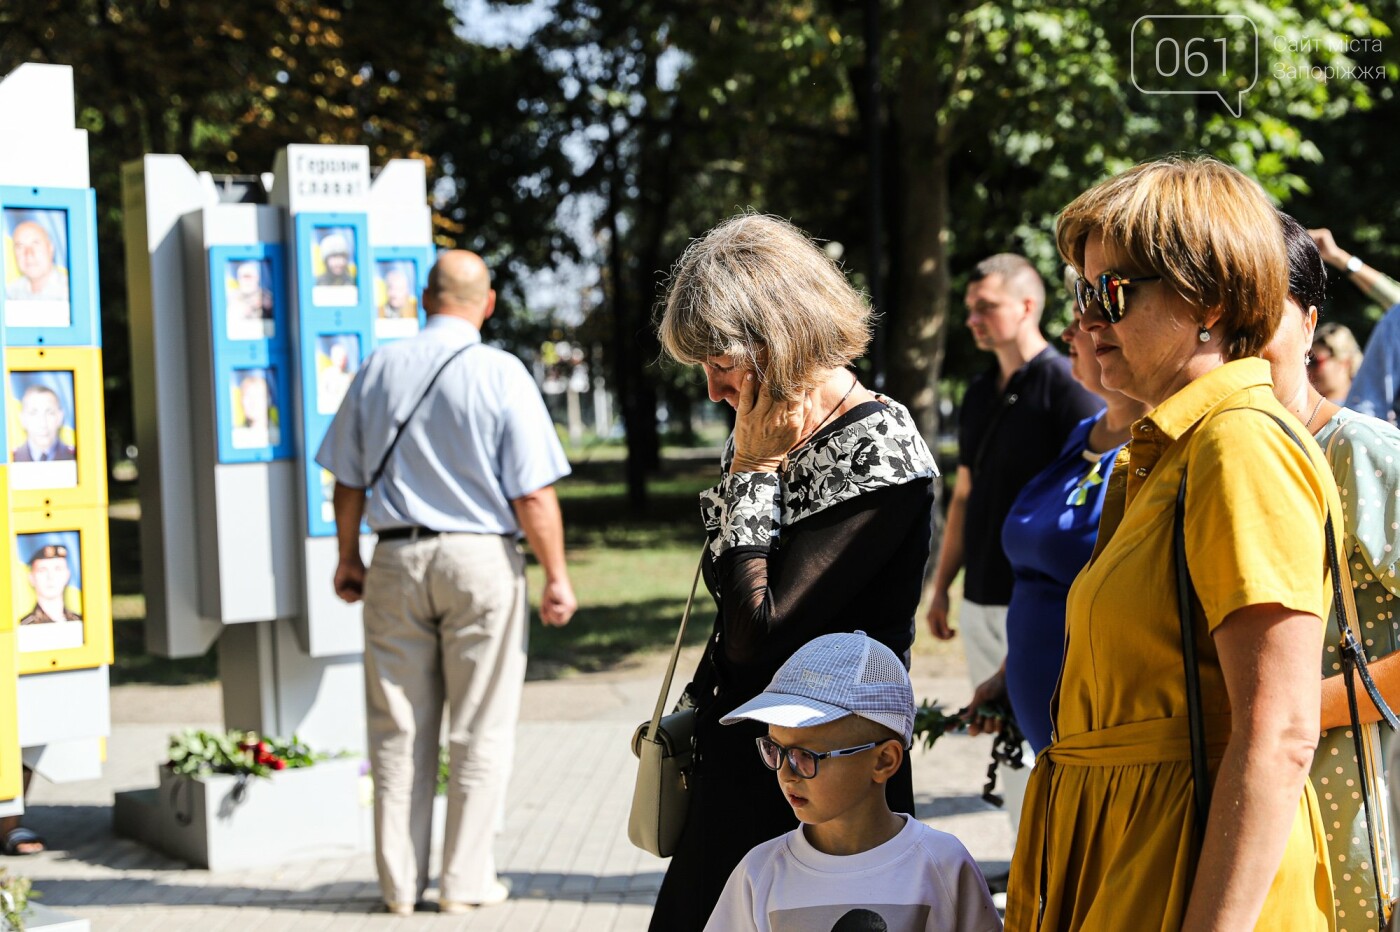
[1266,212,1400,930]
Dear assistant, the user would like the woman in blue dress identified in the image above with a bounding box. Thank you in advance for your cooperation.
[962,308,1148,752]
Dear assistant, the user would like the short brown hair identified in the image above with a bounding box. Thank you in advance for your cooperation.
[970,254,1046,316]
[657,214,872,401]
[1056,156,1286,360]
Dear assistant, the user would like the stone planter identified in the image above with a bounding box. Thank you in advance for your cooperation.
[6,902,89,931]
[114,757,366,870]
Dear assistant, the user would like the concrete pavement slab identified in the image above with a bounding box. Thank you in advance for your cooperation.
[6,654,1013,930]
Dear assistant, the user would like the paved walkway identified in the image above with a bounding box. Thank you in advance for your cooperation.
[15,651,1012,930]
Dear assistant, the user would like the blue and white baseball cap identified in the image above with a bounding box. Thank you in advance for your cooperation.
[721,632,914,747]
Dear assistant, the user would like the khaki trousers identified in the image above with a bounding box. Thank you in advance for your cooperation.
[960,598,1031,848]
[363,532,528,906]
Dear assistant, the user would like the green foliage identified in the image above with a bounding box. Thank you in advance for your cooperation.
[165,729,332,778]
[911,698,1006,751]
[0,0,1395,491]
[0,869,36,932]
[449,0,1397,441]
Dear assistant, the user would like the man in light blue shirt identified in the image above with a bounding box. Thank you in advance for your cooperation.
[1346,303,1400,424]
[317,250,576,915]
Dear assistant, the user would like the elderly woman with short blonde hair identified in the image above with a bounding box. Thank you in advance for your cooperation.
[648,214,940,932]
[1005,157,1342,930]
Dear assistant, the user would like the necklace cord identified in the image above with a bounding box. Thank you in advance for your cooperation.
[781,375,860,471]
[1304,393,1326,432]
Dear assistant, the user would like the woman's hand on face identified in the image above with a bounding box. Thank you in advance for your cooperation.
[730,373,811,473]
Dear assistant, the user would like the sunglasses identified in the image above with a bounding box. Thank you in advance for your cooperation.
[755,734,895,780]
[1073,272,1162,324]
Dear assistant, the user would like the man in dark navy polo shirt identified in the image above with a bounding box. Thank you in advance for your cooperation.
[925,254,1102,846]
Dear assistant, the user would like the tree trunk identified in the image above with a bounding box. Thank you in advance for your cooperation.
[604,160,651,513]
[666,386,696,447]
[887,0,951,445]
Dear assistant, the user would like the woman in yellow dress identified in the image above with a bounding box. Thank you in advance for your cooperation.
[1004,156,1341,930]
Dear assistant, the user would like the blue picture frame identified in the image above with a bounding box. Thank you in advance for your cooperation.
[209,244,295,464]
[293,213,375,536]
[294,212,372,315]
[370,245,435,342]
[0,186,100,348]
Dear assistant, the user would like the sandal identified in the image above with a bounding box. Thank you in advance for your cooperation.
[2,826,44,856]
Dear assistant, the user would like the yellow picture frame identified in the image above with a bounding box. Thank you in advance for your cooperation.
[4,346,107,512]
[10,505,111,675]
[0,630,20,802]
[0,466,21,801]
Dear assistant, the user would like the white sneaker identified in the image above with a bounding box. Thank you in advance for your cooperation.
[440,879,511,913]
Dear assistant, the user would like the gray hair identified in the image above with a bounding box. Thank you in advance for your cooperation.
[656,214,872,401]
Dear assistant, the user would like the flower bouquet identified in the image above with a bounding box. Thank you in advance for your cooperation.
[910,699,1026,808]
[165,729,328,778]
[0,869,34,932]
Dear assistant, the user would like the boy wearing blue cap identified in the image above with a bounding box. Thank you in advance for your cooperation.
[705,632,1001,932]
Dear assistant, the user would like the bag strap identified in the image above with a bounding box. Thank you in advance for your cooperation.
[1172,471,1211,849]
[1264,409,1397,918]
[643,549,708,745]
[366,342,477,490]
[1177,407,1400,913]
[1251,410,1398,730]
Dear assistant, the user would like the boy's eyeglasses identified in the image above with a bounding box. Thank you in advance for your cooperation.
[1073,272,1161,324]
[755,734,895,780]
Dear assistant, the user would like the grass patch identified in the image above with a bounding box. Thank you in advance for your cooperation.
[107,450,724,685]
[525,544,710,678]
[527,452,718,676]
[108,449,960,685]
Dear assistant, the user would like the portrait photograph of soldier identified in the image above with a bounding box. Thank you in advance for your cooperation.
[225,258,276,341]
[374,259,420,339]
[3,208,72,329]
[15,533,84,654]
[311,226,358,307]
[8,371,78,491]
[315,333,360,415]
[230,367,282,450]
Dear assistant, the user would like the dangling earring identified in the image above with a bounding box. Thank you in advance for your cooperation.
[1305,351,1314,366]
[1198,327,1211,343]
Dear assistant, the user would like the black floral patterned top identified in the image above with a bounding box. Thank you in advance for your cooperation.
[692,395,940,709]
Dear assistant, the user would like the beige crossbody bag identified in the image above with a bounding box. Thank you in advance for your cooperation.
[627,552,705,857]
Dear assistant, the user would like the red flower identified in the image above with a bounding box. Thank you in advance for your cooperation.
[271,758,287,771]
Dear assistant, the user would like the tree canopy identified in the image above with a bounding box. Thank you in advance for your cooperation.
[2,1,1397,501]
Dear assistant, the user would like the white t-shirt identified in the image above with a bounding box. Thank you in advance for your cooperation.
[704,815,1002,932]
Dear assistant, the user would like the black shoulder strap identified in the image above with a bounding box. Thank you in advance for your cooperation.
[1173,472,1211,849]
[366,342,477,490]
